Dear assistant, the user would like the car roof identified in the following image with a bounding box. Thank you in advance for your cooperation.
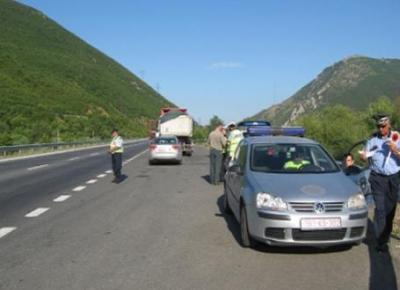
[245,135,319,145]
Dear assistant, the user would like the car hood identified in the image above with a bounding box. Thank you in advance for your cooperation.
[249,171,361,203]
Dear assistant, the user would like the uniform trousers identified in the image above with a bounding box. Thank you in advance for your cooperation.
[111,153,122,179]
[369,171,399,246]
[209,148,223,185]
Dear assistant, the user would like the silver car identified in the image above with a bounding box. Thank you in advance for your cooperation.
[149,136,182,165]
[224,133,368,248]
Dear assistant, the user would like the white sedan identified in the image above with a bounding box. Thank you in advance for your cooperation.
[148,136,182,165]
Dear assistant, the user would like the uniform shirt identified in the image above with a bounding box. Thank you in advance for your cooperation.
[365,131,400,176]
[208,130,226,151]
[110,136,124,153]
[228,129,244,158]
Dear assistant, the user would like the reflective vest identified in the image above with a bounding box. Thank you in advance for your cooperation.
[228,129,243,158]
[110,136,124,153]
[284,160,309,170]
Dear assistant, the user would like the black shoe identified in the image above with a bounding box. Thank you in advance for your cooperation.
[375,244,389,253]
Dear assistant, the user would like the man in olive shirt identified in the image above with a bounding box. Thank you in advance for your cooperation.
[208,124,227,185]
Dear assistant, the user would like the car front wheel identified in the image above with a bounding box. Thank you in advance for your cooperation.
[223,184,232,215]
[240,205,256,248]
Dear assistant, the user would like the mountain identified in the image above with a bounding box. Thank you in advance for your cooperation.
[249,56,400,125]
[0,0,173,145]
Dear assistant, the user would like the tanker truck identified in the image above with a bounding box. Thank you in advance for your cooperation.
[158,108,193,156]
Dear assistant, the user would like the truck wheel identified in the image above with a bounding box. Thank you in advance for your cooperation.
[240,205,257,248]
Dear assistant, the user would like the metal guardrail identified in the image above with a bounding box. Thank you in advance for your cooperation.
[0,141,105,157]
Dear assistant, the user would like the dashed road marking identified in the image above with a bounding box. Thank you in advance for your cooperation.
[27,164,49,171]
[73,186,86,192]
[53,195,71,202]
[68,157,80,161]
[105,170,113,174]
[97,174,106,178]
[86,179,97,184]
[25,208,49,218]
[89,153,100,156]
[0,227,17,239]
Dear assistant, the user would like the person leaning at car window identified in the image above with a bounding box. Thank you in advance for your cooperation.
[283,150,310,170]
[360,113,400,253]
[343,153,361,175]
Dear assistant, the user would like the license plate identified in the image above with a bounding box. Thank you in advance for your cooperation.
[300,218,341,230]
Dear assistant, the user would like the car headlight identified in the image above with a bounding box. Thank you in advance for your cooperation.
[256,193,288,211]
[347,193,367,210]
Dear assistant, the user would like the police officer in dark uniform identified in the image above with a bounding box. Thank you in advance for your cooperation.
[360,113,400,252]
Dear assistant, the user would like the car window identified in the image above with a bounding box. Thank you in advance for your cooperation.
[251,143,339,173]
[154,138,177,145]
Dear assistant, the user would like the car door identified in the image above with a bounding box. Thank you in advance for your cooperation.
[230,143,248,217]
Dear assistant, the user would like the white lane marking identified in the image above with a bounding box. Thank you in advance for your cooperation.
[123,149,148,165]
[89,153,100,156]
[86,179,97,184]
[73,186,86,192]
[25,208,49,218]
[97,174,106,178]
[0,227,17,239]
[68,157,80,161]
[105,170,113,174]
[27,164,49,171]
[53,195,71,202]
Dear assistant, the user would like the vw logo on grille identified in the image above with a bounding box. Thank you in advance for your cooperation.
[314,202,325,214]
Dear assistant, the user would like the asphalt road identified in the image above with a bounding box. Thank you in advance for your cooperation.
[0,145,399,290]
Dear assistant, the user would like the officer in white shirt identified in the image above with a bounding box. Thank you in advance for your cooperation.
[109,128,124,183]
[360,113,400,252]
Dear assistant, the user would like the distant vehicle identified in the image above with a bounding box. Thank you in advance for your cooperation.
[223,126,368,248]
[158,108,193,156]
[148,136,182,165]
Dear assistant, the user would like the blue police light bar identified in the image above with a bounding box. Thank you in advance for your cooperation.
[247,126,305,137]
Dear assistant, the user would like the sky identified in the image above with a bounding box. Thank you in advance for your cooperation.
[19,0,400,125]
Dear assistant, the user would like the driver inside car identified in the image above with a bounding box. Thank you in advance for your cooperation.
[283,149,310,170]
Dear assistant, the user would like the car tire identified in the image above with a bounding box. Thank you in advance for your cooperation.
[148,160,154,165]
[240,205,256,248]
[223,185,232,215]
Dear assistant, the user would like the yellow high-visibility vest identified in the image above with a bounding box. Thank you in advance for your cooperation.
[228,129,243,158]
[284,160,309,170]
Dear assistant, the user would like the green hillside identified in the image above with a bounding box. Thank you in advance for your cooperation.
[0,0,173,145]
[250,56,400,125]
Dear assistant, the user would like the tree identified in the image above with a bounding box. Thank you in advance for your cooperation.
[208,115,224,131]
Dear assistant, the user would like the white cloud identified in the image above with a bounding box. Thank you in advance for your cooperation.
[207,62,244,70]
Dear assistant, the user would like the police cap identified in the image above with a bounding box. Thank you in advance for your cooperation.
[373,113,390,126]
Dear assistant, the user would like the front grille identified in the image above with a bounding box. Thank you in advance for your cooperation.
[289,202,344,213]
[292,229,346,241]
[350,227,364,238]
[265,228,285,239]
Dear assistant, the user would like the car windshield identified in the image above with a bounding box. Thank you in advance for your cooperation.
[154,137,177,145]
[251,143,340,173]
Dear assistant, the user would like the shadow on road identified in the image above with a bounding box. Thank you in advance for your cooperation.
[215,194,356,255]
[115,174,128,184]
[365,219,398,290]
[201,175,212,185]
